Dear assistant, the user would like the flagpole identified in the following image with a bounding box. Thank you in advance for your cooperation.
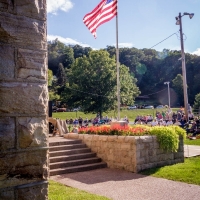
[116,0,120,120]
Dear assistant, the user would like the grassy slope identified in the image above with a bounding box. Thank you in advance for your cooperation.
[184,138,200,146]
[49,180,110,200]
[52,108,179,121]
[140,157,200,185]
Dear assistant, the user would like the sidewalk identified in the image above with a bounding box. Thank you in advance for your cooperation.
[50,136,200,200]
[51,168,200,200]
[184,144,200,157]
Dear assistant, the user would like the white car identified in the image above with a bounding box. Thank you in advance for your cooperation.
[144,105,154,109]
[128,105,137,110]
[156,105,164,109]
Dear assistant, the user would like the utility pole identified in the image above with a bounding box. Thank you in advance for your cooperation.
[176,12,194,121]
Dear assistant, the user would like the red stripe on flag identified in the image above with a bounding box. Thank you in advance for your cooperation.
[83,0,117,38]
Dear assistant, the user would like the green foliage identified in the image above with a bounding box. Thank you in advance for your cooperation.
[185,138,200,146]
[149,126,181,152]
[61,50,140,116]
[56,63,67,86]
[48,39,200,107]
[193,93,200,110]
[172,125,186,139]
[140,157,200,186]
[48,39,74,74]
[48,69,53,86]
[49,91,60,101]
[49,180,110,200]
[120,64,140,105]
[136,63,147,75]
[172,74,184,105]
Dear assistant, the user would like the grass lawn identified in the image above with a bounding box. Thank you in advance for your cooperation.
[184,138,200,146]
[52,108,179,122]
[140,156,200,185]
[49,180,110,200]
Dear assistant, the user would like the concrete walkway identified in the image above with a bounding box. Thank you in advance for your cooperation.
[184,144,200,157]
[51,168,200,200]
[50,136,200,200]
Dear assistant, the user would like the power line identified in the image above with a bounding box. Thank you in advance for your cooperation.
[139,88,167,97]
[150,32,179,49]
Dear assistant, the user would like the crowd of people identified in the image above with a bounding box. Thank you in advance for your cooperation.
[65,115,114,127]
[134,108,200,137]
[63,107,200,137]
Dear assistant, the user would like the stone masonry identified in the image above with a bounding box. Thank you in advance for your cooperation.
[0,1,48,200]
[65,134,184,172]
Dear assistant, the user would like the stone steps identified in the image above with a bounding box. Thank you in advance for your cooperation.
[50,162,107,176]
[49,139,107,176]
[50,152,97,163]
[49,143,87,151]
[49,147,92,157]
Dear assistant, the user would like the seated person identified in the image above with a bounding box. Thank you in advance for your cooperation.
[72,126,78,133]
[159,119,166,126]
[174,119,181,126]
[166,119,173,126]
[186,121,197,135]
[135,119,143,125]
[151,119,158,126]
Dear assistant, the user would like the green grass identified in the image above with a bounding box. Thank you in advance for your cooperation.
[52,108,179,122]
[184,138,200,146]
[49,180,110,200]
[140,156,200,185]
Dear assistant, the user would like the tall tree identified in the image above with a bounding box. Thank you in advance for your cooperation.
[193,93,200,111]
[172,74,184,105]
[56,63,67,86]
[61,50,140,117]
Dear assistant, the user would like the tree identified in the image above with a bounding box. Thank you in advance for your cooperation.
[193,93,200,111]
[172,74,184,105]
[48,39,74,74]
[48,69,53,86]
[61,50,140,117]
[56,63,67,86]
[120,64,140,105]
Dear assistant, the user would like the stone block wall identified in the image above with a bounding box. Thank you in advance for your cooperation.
[0,1,48,199]
[65,134,184,172]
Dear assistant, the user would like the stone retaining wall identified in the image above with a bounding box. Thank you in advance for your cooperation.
[65,134,184,172]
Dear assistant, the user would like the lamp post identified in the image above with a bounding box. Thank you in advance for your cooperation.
[164,82,170,108]
[175,12,194,121]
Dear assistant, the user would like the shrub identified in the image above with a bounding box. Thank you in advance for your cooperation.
[149,126,179,152]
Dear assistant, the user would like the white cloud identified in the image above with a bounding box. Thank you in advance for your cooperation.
[192,48,200,56]
[47,34,91,48]
[112,43,134,48]
[47,0,73,14]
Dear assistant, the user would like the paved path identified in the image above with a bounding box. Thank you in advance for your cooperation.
[184,144,200,157]
[50,136,200,200]
[51,168,200,200]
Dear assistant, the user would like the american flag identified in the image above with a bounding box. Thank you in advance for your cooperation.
[83,0,117,38]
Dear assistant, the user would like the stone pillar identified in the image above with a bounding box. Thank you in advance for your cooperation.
[0,1,48,199]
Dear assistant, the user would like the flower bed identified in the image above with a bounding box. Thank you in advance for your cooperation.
[79,125,186,152]
[64,125,185,172]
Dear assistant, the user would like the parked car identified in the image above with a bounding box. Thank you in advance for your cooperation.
[127,105,137,110]
[144,105,154,109]
[72,108,80,112]
[56,108,67,112]
[156,105,164,109]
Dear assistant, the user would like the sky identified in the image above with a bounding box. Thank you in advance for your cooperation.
[47,0,200,55]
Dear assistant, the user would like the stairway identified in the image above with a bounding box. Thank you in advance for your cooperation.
[49,139,107,176]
